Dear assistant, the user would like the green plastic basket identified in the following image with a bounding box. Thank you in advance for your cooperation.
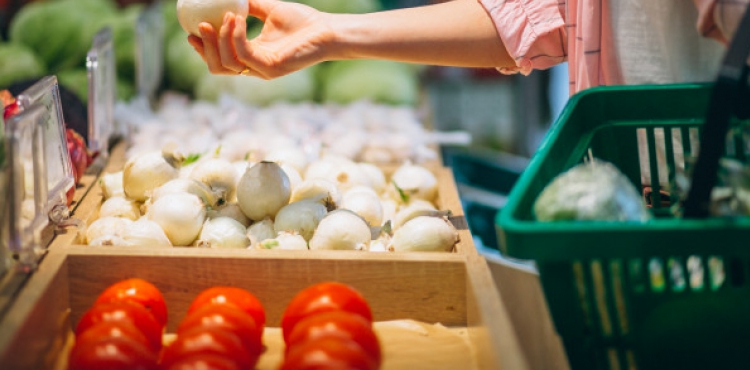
[496,84,750,370]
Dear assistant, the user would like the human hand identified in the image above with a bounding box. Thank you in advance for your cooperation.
[187,0,335,79]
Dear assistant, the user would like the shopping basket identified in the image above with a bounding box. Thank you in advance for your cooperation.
[496,10,750,370]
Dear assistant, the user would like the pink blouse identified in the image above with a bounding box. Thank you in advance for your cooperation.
[479,0,747,95]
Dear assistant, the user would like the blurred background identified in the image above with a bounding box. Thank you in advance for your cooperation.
[0,0,569,251]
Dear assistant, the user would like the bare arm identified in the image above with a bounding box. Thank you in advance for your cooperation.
[188,0,512,78]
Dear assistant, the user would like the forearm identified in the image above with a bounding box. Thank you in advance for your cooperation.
[328,0,513,68]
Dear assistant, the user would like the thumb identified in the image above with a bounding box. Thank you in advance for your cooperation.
[247,0,278,22]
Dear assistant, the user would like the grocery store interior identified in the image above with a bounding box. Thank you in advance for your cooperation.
[1,0,749,369]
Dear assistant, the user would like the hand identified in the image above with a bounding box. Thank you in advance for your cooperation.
[187,0,334,79]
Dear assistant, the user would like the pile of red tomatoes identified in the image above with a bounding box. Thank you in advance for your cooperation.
[68,279,381,370]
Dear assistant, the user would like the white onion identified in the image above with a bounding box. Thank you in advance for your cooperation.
[176,0,249,37]
[207,203,251,227]
[123,151,180,202]
[290,178,342,209]
[388,163,438,203]
[247,217,275,247]
[341,190,383,227]
[274,199,327,241]
[86,217,133,244]
[280,163,303,192]
[120,218,173,247]
[99,196,141,221]
[89,235,128,246]
[196,217,250,249]
[358,163,387,194]
[389,216,458,252]
[150,178,224,208]
[309,209,371,251]
[265,147,309,174]
[147,192,206,246]
[189,157,238,202]
[259,231,308,250]
[237,161,291,221]
[100,171,124,200]
[393,199,438,229]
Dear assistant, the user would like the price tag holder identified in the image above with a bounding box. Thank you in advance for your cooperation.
[0,114,10,277]
[135,0,165,104]
[86,26,117,157]
[15,76,76,227]
[4,103,48,269]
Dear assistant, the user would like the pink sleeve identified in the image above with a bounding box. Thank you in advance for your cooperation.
[478,0,567,75]
[694,0,750,44]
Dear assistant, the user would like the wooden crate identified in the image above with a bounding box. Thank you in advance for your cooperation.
[52,142,477,256]
[0,248,529,370]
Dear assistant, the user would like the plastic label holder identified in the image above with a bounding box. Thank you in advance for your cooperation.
[15,76,77,233]
[5,104,48,269]
[135,0,165,105]
[86,27,117,158]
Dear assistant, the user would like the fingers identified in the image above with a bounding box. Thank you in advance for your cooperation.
[218,13,248,73]
[247,0,277,22]
[232,14,269,77]
[187,35,206,59]
[198,22,239,75]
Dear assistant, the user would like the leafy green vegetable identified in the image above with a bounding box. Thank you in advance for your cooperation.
[165,28,210,93]
[294,0,381,13]
[195,68,316,106]
[57,69,135,103]
[9,0,117,72]
[0,43,46,89]
[320,60,419,106]
[533,160,651,222]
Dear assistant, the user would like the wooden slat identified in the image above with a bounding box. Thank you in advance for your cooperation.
[0,250,70,370]
[64,247,468,332]
[484,255,570,370]
[465,254,530,370]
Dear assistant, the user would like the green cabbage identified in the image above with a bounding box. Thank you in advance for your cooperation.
[165,29,209,93]
[9,0,117,72]
[57,69,134,103]
[0,43,46,89]
[294,0,381,13]
[195,68,316,106]
[320,60,419,106]
[533,160,651,222]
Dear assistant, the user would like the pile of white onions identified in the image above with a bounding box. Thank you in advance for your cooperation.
[86,147,459,253]
[89,94,468,251]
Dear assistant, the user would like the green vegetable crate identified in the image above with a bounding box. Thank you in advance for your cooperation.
[496,83,750,370]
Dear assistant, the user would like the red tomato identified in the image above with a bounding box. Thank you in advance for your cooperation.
[281,336,379,370]
[286,311,381,366]
[74,321,157,354]
[67,335,158,370]
[164,354,243,370]
[76,301,163,352]
[159,326,258,369]
[281,282,373,343]
[94,278,168,329]
[187,286,266,329]
[177,304,264,357]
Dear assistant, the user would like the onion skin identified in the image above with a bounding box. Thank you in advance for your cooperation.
[390,216,458,252]
[147,193,206,246]
[123,151,180,202]
[309,210,371,251]
[176,0,249,37]
[274,200,327,241]
[237,161,291,221]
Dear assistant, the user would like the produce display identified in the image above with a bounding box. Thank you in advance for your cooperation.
[82,95,460,252]
[68,279,381,369]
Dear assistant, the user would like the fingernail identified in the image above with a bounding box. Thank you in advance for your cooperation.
[224,12,233,24]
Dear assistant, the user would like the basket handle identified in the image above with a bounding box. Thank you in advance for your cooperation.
[682,6,750,218]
